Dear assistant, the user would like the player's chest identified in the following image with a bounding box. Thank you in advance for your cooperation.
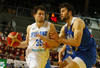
[30,28,48,37]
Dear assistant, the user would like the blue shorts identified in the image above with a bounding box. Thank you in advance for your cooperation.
[45,59,51,68]
[76,47,97,68]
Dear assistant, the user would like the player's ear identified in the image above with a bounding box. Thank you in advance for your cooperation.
[69,11,72,16]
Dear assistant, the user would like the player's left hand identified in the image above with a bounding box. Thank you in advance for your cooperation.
[36,34,51,50]
[36,34,57,49]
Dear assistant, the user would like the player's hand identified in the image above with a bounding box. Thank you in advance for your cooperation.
[36,34,48,42]
[36,34,52,50]
[42,42,56,50]
[49,31,59,41]
[42,42,51,50]
[58,60,62,64]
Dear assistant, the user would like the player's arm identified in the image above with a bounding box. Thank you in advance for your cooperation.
[17,25,30,48]
[49,23,60,47]
[59,25,66,38]
[58,44,66,64]
[36,23,60,48]
[57,18,85,47]
[45,24,66,48]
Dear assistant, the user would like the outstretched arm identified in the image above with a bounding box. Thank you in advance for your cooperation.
[17,25,30,48]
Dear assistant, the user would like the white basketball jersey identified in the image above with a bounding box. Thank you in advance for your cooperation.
[26,21,51,61]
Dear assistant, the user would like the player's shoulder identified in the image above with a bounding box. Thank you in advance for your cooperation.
[31,22,36,26]
[27,25,31,29]
[29,22,36,29]
[45,21,51,24]
[74,17,84,24]
[44,21,52,27]
[26,25,31,31]
[74,17,85,28]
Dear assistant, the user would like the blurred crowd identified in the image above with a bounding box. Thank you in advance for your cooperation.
[1,0,99,18]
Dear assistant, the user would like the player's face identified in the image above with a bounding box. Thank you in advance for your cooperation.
[34,9,45,22]
[60,7,70,22]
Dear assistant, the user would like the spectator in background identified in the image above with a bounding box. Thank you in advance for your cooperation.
[20,31,24,37]
[98,18,100,27]
[84,18,90,26]
[22,34,26,41]
[92,64,96,68]
[45,2,51,12]
[0,31,3,37]
[3,27,9,37]
[10,63,14,68]
[8,28,14,34]
[8,17,16,31]
[0,31,3,42]
[97,62,100,68]
[95,61,99,67]
[54,54,58,62]
[76,12,81,17]
[1,19,8,33]
[0,50,3,54]
[20,64,25,68]
[5,51,9,55]
[95,61,100,68]
[20,54,25,61]
[96,42,100,49]
[0,37,2,46]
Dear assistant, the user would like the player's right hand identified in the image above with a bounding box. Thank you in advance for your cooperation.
[49,31,59,42]
[58,60,62,64]
[42,42,51,50]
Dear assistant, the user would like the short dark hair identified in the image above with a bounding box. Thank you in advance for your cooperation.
[59,3,75,16]
[33,6,46,14]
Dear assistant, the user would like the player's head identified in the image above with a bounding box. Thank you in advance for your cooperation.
[59,3,74,22]
[33,6,46,23]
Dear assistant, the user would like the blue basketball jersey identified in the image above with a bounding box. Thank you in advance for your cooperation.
[64,17,97,68]
[63,45,76,61]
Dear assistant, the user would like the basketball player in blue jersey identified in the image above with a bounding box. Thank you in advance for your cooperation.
[37,3,97,68]
[17,6,59,68]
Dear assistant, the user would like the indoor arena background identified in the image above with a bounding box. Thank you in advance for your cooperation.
[0,0,100,68]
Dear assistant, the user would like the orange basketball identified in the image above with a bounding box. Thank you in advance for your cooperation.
[7,32,22,47]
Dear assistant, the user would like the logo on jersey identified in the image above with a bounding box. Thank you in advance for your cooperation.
[31,31,47,37]
[67,34,73,39]
[90,34,93,37]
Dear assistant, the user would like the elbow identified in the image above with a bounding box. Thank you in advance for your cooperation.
[74,39,81,47]
[75,41,80,47]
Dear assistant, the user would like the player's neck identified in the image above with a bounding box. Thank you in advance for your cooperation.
[66,16,73,26]
[36,21,45,28]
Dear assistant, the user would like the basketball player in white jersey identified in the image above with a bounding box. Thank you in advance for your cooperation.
[17,6,59,68]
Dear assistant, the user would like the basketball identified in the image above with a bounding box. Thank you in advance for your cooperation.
[7,32,22,47]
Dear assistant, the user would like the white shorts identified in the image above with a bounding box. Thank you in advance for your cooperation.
[73,57,86,68]
[26,54,48,68]
[65,56,73,63]
[26,49,48,68]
